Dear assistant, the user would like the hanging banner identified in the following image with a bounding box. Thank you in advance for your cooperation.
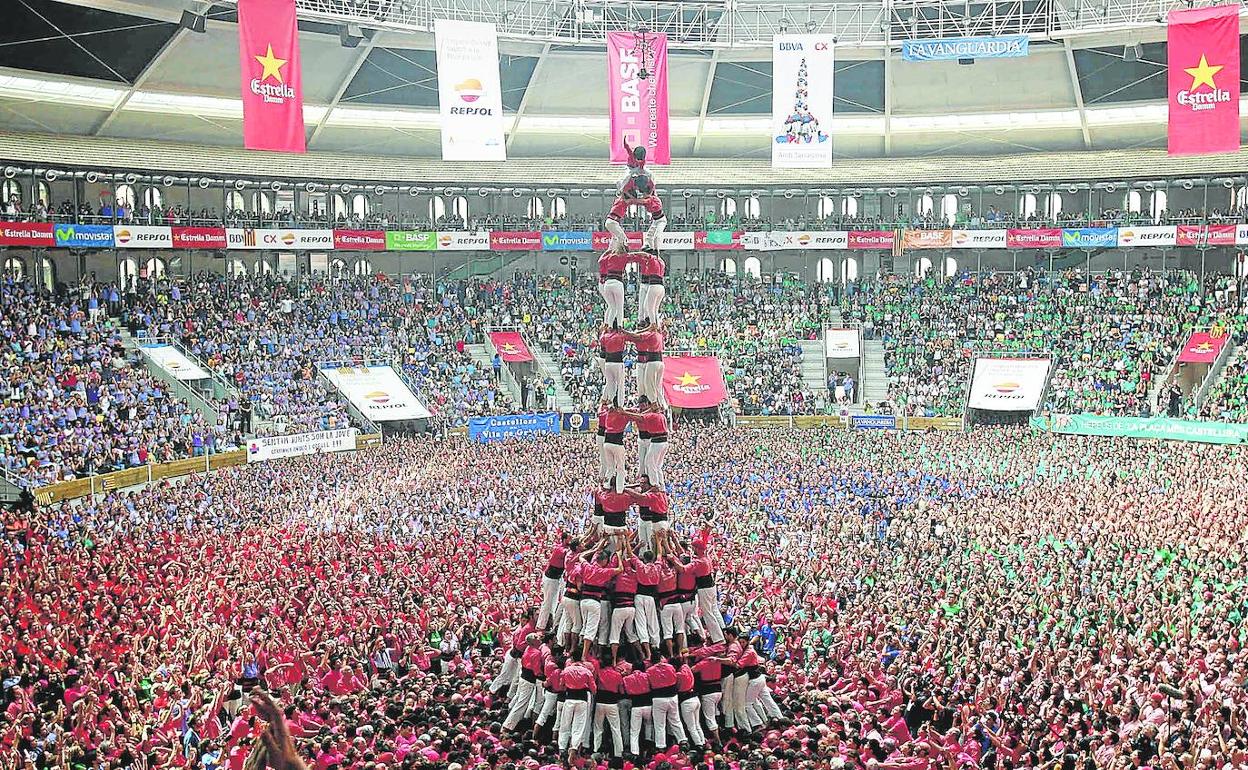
[0,222,53,247]
[659,232,695,250]
[852,414,896,430]
[824,328,861,359]
[385,231,437,251]
[541,231,595,251]
[53,224,114,248]
[237,0,305,153]
[592,230,645,251]
[247,428,357,463]
[694,230,744,250]
[902,229,953,250]
[490,231,542,251]
[847,230,895,250]
[1061,227,1118,248]
[488,330,535,362]
[1117,226,1177,247]
[140,344,212,381]
[952,229,1006,249]
[469,412,561,442]
[561,412,594,432]
[1006,228,1062,249]
[1178,331,1229,363]
[662,355,728,409]
[320,365,432,421]
[226,229,334,250]
[1176,224,1237,246]
[172,226,227,249]
[1033,414,1248,445]
[772,35,834,168]
[968,357,1052,411]
[434,19,506,161]
[113,226,173,249]
[1167,5,1240,155]
[606,31,670,165]
[901,35,1029,62]
[437,231,489,250]
[333,230,386,251]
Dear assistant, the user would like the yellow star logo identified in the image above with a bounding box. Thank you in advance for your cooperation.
[254,44,288,84]
[501,343,519,353]
[1192,342,1214,353]
[676,372,701,387]
[1185,54,1223,91]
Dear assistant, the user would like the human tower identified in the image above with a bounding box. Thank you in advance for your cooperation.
[488,148,784,762]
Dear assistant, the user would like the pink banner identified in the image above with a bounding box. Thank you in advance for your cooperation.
[606,31,670,165]
[847,231,895,250]
[1006,228,1062,249]
[1176,224,1237,246]
[1178,331,1228,363]
[1167,5,1240,155]
[237,0,306,153]
[592,231,644,251]
[488,331,534,363]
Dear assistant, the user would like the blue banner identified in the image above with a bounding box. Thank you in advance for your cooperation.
[1061,227,1118,249]
[469,412,561,442]
[851,414,896,430]
[561,412,594,432]
[541,231,594,251]
[53,224,115,248]
[901,35,1029,62]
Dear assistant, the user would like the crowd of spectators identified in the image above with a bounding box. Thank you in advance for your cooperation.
[3,426,1248,770]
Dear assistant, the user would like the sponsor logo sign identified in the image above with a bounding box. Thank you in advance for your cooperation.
[851,414,896,429]
[469,412,561,442]
[902,34,1029,62]
[436,231,489,250]
[1061,227,1118,248]
[333,230,386,251]
[540,231,595,251]
[951,229,1006,249]
[968,357,1052,411]
[53,224,114,248]
[247,428,357,463]
[113,225,173,248]
[490,230,542,251]
[592,230,645,251]
[385,231,437,251]
[847,230,895,250]
[1006,228,1062,249]
[1116,226,1177,247]
[171,226,227,249]
[1176,223,1236,246]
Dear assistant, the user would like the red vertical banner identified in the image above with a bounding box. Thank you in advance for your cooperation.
[237,0,306,153]
[1167,5,1240,155]
[606,32,670,165]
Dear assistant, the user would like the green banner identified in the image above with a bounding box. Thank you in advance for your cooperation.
[1031,414,1248,445]
[705,229,735,245]
[385,231,436,251]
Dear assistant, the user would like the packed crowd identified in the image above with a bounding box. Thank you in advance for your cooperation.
[842,268,1246,418]
[4,426,1248,770]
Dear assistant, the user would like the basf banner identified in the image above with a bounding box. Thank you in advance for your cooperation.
[901,229,952,250]
[437,231,489,250]
[772,35,834,168]
[141,344,212,381]
[469,413,560,443]
[320,365,433,421]
[968,357,1052,411]
[435,19,507,161]
[606,31,670,165]
[1117,226,1177,247]
[247,428,357,463]
[386,231,437,251]
[902,35,1028,62]
[824,328,861,359]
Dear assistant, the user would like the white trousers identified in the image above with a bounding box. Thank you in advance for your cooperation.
[637,438,650,480]
[645,440,668,488]
[634,594,659,645]
[696,587,725,643]
[641,282,665,326]
[605,218,629,252]
[535,690,559,726]
[579,597,604,642]
[609,606,637,645]
[597,599,612,645]
[558,699,590,750]
[557,595,582,638]
[490,652,521,694]
[597,434,608,483]
[651,696,685,749]
[638,360,664,404]
[538,575,563,630]
[680,697,706,746]
[728,674,750,730]
[503,679,536,729]
[627,705,651,755]
[599,279,625,329]
[699,690,722,733]
[593,703,624,756]
[660,601,686,641]
[645,216,667,250]
[603,440,626,492]
[602,361,625,407]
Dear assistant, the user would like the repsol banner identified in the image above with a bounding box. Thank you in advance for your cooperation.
[968,357,1052,411]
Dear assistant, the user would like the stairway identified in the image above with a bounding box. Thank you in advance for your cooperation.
[467,343,523,406]
[798,339,828,396]
[532,347,576,412]
[121,330,224,427]
[861,337,889,408]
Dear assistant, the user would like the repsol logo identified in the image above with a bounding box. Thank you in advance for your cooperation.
[450,106,494,115]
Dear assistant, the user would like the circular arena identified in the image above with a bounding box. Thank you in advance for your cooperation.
[2,2,1248,770]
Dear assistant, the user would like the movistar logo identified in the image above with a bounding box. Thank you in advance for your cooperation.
[544,233,560,246]
[55,225,111,243]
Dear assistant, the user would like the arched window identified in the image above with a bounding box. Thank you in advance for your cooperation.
[227,259,248,278]
[841,196,858,218]
[144,187,162,208]
[118,257,139,287]
[332,194,349,218]
[38,257,56,291]
[114,184,135,209]
[1018,193,1037,219]
[841,257,859,283]
[720,198,737,219]
[1235,186,1248,209]
[256,256,275,275]
[914,256,933,278]
[918,194,934,216]
[817,196,835,219]
[1126,190,1142,214]
[817,257,835,283]
[721,257,737,275]
[940,194,958,225]
[452,195,469,222]
[226,191,245,211]
[743,256,761,278]
[354,258,372,276]
[1151,190,1168,223]
[1,180,21,205]
[1045,192,1062,219]
[145,257,167,280]
[351,194,369,219]
[743,196,761,219]
[35,181,50,208]
[3,256,24,280]
[549,196,566,220]
[1238,252,1248,281]
[329,257,348,277]
[428,196,445,221]
[527,196,544,220]
[944,256,958,278]
[252,191,273,214]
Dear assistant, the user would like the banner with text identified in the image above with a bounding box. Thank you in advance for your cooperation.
[385,231,437,251]
[237,0,305,153]
[1033,413,1248,444]
[1006,228,1062,249]
[437,231,489,250]
[968,357,1052,411]
[852,414,896,430]
[1178,331,1229,363]
[606,31,670,165]
[952,229,1006,249]
[114,225,173,248]
[694,230,744,250]
[333,230,386,251]
[744,231,848,250]
[541,231,595,251]
[592,230,645,251]
[1167,5,1240,155]
[902,35,1028,62]
[226,229,333,250]
[1177,224,1237,246]
[247,428,357,463]
[469,412,561,442]
[1061,227,1118,248]
[0,222,53,247]
[141,344,212,381]
[320,365,432,421]
[172,226,227,249]
[848,230,895,250]
[1117,226,1177,247]
[824,328,861,359]
[435,19,507,161]
[490,230,542,251]
[54,224,114,248]
[488,330,534,362]
[662,355,728,409]
[902,229,952,250]
[772,34,835,168]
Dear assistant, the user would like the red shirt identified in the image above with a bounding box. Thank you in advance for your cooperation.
[623,670,651,697]
[646,661,678,690]
[601,409,629,434]
[547,546,568,570]
[737,646,761,668]
[633,412,667,434]
[521,646,544,674]
[613,558,640,593]
[675,563,697,592]
[562,662,598,692]
[581,563,617,592]
[676,665,695,693]
[639,254,666,278]
[636,562,661,588]
[595,489,633,514]
[598,667,625,694]
[658,566,678,595]
[632,330,664,353]
[598,253,631,277]
[692,655,724,682]
[600,331,628,354]
[629,489,668,515]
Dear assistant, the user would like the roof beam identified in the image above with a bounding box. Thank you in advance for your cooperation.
[92,0,213,136]
[883,44,893,156]
[691,50,720,155]
[309,34,380,147]
[507,43,551,152]
[1064,38,1092,149]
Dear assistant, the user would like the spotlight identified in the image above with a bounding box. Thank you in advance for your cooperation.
[179,9,207,33]
[340,23,364,48]
[778,17,791,33]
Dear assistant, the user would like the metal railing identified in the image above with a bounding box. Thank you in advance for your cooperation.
[314,360,383,435]
[1193,336,1236,410]
[138,334,239,404]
